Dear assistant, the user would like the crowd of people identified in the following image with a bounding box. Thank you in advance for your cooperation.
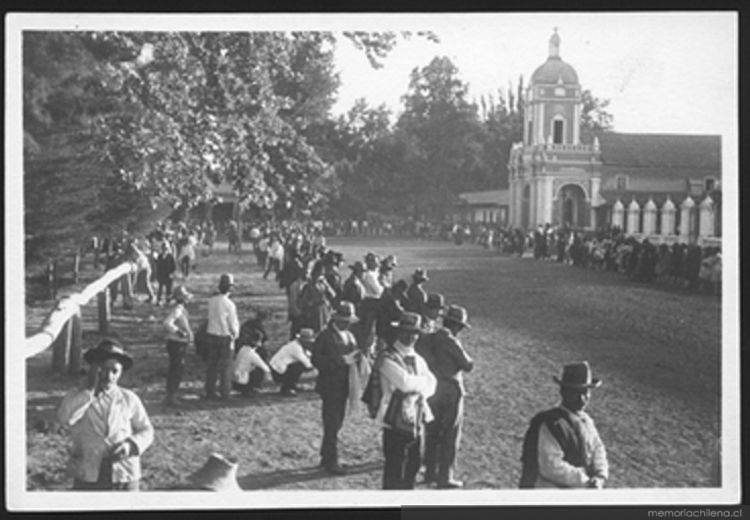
[56,220,616,492]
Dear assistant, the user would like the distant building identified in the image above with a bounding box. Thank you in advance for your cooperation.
[506,28,721,244]
[454,190,509,226]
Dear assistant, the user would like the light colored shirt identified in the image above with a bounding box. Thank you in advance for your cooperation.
[376,341,436,428]
[269,339,313,374]
[233,346,271,384]
[535,406,609,488]
[207,293,240,339]
[268,241,285,261]
[57,386,153,483]
[362,269,383,298]
[164,303,193,343]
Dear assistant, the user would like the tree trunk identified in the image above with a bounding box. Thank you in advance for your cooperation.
[98,289,111,334]
[68,309,83,375]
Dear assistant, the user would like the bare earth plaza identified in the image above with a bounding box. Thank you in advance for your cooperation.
[8,11,739,510]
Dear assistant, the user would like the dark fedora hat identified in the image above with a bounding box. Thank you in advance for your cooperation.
[412,268,429,283]
[443,304,470,329]
[332,301,359,323]
[554,361,602,389]
[349,261,365,273]
[391,312,424,333]
[219,273,235,289]
[83,338,133,370]
[425,293,446,310]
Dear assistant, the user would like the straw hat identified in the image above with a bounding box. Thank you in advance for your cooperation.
[187,453,242,491]
[83,338,133,371]
[443,304,470,329]
[332,301,359,323]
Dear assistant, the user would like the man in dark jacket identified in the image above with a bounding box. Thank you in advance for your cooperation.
[310,301,360,475]
[519,361,609,488]
[404,268,429,316]
[421,305,473,489]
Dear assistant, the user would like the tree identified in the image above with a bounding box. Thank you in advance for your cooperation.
[23,30,422,266]
[580,89,614,131]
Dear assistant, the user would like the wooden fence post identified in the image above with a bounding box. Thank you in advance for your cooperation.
[121,271,134,310]
[46,262,56,300]
[92,237,100,270]
[68,308,83,375]
[73,252,81,285]
[98,288,111,334]
[51,318,72,373]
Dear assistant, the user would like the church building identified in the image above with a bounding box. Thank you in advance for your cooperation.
[498,29,722,244]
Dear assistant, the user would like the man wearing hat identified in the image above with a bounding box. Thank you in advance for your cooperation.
[378,255,397,290]
[58,339,154,490]
[421,304,474,489]
[519,361,609,489]
[310,301,361,475]
[375,279,408,350]
[377,312,436,489]
[341,261,365,312]
[420,293,445,334]
[269,328,317,396]
[360,252,384,346]
[404,268,429,316]
[163,285,194,406]
[204,273,240,400]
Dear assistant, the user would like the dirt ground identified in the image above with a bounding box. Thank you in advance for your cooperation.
[25,237,722,491]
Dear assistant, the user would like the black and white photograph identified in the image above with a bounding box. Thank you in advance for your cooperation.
[6,11,739,511]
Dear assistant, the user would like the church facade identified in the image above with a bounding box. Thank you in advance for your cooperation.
[504,30,721,244]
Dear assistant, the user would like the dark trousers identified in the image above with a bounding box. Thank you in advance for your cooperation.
[382,428,422,489]
[320,385,348,467]
[423,384,464,484]
[166,339,188,396]
[180,256,191,277]
[360,297,380,347]
[157,277,173,303]
[233,368,265,395]
[272,362,306,391]
[263,257,281,279]
[204,335,233,399]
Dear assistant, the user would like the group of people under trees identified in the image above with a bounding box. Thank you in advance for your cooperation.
[56,221,614,492]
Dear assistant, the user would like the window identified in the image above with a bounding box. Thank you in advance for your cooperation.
[553,120,564,144]
[554,87,566,96]
[616,175,628,190]
[705,177,716,192]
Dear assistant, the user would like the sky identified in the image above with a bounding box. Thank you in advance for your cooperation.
[331,13,737,137]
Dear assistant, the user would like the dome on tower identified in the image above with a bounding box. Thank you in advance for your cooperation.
[531,29,579,85]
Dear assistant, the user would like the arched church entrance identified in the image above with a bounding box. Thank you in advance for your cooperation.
[557,184,588,228]
[521,184,531,229]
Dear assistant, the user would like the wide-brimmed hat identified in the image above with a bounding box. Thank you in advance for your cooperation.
[219,273,235,289]
[443,304,470,329]
[187,453,241,491]
[332,301,359,323]
[349,261,365,273]
[554,361,602,389]
[83,338,133,371]
[425,293,446,311]
[391,312,424,333]
[172,285,193,303]
[412,268,429,283]
[296,328,317,344]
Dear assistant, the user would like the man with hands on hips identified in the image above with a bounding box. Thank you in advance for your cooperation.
[57,338,154,490]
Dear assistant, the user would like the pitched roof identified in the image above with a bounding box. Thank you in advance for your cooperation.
[583,131,721,173]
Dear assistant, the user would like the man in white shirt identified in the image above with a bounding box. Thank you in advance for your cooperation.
[377,312,436,489]
[360,252,383,347]
[519,361,609,489]
[57,339,153,490]
[270,328,316,396]
[204,273,240,401]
